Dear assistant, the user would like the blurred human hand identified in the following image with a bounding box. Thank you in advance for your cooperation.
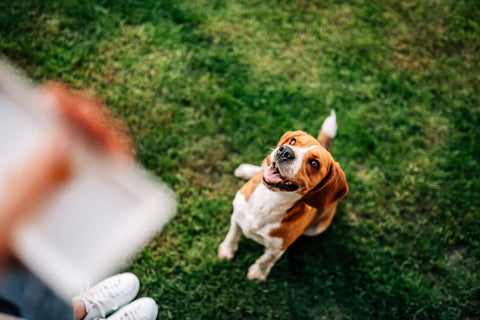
[0,84,133,266]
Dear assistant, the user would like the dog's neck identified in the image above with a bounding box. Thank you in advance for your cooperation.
[250,183,302,217]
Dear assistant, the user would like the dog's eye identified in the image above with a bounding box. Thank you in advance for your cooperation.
[290,138,296,145]
[310,160,319,170]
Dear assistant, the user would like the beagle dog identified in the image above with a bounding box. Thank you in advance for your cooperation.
[218,111,348,280]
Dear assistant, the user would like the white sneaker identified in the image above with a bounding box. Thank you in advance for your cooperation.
[105,297,158,320]
[75,273,140,320]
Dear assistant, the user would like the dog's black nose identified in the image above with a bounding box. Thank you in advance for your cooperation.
[277,145,295,162]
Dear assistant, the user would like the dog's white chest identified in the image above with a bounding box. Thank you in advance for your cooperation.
[233,183,301,246]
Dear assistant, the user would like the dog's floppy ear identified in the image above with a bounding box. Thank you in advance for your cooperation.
[303,161,348,210]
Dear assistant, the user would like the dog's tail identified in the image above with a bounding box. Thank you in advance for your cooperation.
[318,110,337,151]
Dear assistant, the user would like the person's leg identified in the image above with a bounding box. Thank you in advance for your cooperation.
[0,296,21,317]
[0,266,153,320]
[73,299,86,319]
[73,273,139,320]
[0,264,75,319]
[104,297,157,320]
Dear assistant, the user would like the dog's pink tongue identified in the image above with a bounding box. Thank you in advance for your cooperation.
[263,167,283,184]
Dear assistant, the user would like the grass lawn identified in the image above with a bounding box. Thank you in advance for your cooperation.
[1,0,479,318]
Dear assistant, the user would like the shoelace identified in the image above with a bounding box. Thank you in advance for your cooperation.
[131,308,151,320]
[110,303,151,320]
[80,283,121,318]
[89,296,119,318]
[111,305,150,320]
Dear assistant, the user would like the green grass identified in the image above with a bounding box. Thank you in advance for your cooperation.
[1,0,479,318]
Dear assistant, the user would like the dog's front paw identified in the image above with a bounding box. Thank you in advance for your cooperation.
[247,263,268,281]
[218,242,236,261]
[234,164,262,180]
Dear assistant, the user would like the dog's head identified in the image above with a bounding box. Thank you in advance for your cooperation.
[262,130,348,210]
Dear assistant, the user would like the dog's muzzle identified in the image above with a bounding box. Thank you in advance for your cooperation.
[276,145,295,163]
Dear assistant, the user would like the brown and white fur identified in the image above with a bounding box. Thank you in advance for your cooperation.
[218,110,348,280]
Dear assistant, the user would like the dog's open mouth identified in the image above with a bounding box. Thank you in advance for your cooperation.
[263,162,298,191]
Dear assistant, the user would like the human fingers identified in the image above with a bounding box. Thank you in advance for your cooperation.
[42,83,134,160]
